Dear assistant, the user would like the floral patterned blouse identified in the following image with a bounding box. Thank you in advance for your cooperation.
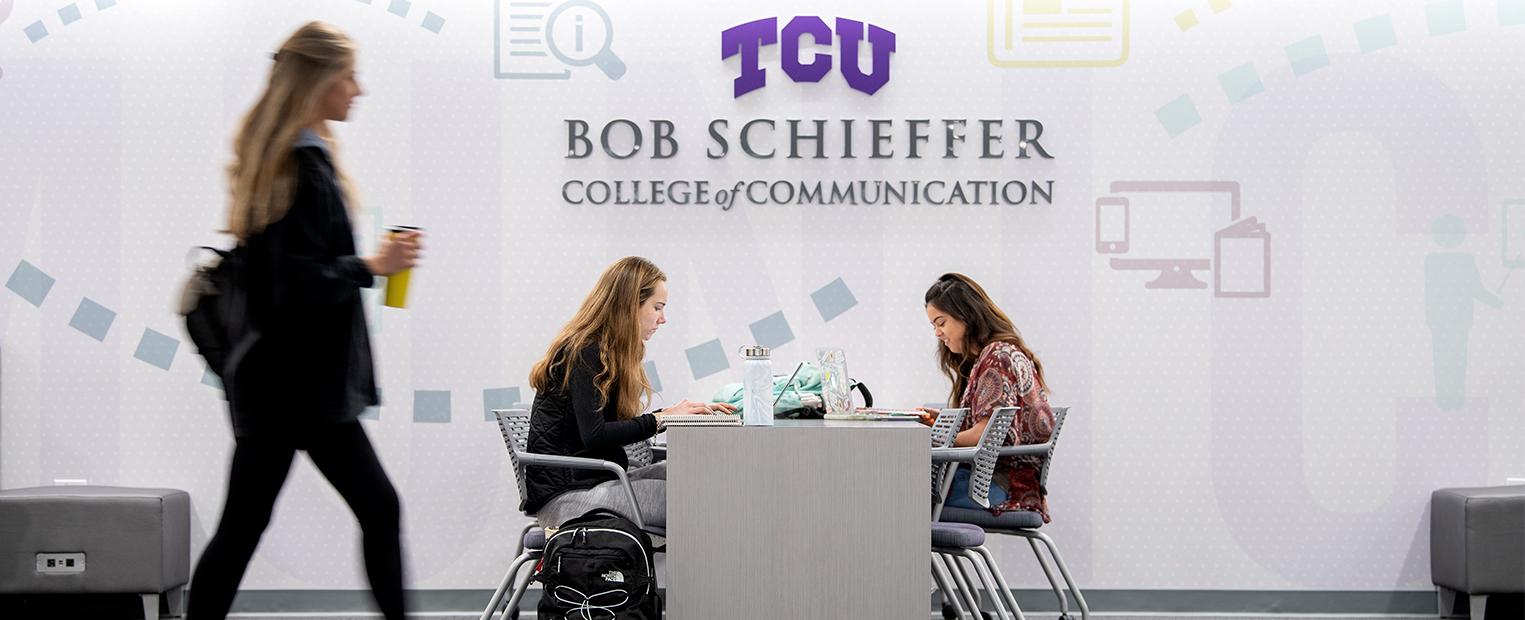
[958,341,1054,522]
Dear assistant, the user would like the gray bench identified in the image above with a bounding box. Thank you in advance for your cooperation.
[1432,485,1525,619]
[0,486,190,619]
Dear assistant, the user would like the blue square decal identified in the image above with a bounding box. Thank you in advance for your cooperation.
[389,0,411,18]
[422,12,446,33]
[685,338,730,380]
[202,367,222,389]
[1355,15,1397,52]
[414,390,451,423]
[134,328,179,371]
[643,360,663,393]
[58,4,82,25]
[1504,0,1525,26]
[1218,63,1264,104]
[749,311,796,349]
[483,386,522,421]
[6,260,55,306]
[811,278,858,322]
[24,21,49,43]
[69,297,116,341]
[1426,1,1466,35]
[95,0,117,10]
[1155,95,1201,138]
[1285,35,1329,76]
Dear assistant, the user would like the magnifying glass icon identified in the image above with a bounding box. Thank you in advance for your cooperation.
[545,0,626,80]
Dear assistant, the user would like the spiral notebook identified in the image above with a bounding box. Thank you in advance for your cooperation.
[660,414,742,427]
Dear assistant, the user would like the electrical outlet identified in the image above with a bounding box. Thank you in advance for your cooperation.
[36,553,85,574]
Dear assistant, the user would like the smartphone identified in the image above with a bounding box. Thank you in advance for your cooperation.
[1095,196,1129,254]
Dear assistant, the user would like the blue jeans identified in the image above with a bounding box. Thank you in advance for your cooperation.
[944,466,1008,510]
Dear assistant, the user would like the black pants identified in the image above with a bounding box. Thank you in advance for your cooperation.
[187,421,406,619]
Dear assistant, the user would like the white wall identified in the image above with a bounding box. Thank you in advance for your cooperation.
[1,0,1522,591]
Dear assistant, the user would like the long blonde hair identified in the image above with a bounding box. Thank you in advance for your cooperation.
[226,21,357,241]
[924,273,1049,407]
[530,257,666,420]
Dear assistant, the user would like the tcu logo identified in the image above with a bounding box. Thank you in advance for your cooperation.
[722,17,897,98]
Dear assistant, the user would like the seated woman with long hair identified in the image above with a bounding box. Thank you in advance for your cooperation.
[520,256,735,529]
[920,273,1055,520]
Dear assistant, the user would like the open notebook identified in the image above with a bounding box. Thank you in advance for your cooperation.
[660,413,742,427]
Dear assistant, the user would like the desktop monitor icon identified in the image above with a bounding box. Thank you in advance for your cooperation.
[1095,181,1270,297]
[495,0,626,80]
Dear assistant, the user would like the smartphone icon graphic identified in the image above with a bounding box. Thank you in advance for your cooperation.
[1096,196,1129,253]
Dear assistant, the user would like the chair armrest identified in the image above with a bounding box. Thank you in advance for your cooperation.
[518,452,626,477]
[996,443,1051,458]
[517,452,648,530]
[650,444,667,462]
[931,447,979,463]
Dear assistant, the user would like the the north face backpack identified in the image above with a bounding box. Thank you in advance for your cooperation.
[535,509,661,620]
[177,245,258,383]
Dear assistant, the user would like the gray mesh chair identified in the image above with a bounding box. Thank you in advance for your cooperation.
[932,407,1027,620]
[938,407,1090,620]
[480,408,664,620]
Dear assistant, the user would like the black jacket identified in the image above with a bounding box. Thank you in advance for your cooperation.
[521,344,659,514]
[226,143,378,437]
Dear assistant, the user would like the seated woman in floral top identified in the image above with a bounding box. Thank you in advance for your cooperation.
[918,273,1055,521]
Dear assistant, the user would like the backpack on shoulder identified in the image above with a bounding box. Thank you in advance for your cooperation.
[177,245,258,384]
[535,509,661,620]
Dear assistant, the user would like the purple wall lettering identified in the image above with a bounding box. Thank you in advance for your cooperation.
[782,16,833,84]
[722,16,896,97]
[721,18,778,98]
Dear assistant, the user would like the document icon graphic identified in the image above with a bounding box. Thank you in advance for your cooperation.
[1214,217,1271,298]
[987,0,1129,68]
[494,0,626,80]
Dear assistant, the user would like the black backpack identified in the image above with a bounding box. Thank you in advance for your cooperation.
[535,509,661,620]
[177,246,258,383]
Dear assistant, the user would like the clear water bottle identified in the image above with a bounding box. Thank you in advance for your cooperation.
[739,345,774,427]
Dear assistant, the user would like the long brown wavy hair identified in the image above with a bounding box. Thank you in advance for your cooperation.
[530,257,665,420]
[925,273,1048,407]
[225,21,359,241]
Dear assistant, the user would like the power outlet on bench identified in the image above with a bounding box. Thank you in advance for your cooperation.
[36,553,85,574]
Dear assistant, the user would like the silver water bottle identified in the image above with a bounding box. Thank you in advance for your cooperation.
[739,345,774,426]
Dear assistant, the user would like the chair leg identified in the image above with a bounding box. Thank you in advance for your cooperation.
[974,545,1024,620]
[940,551,984,619]
[932,555,970,619]
[140,593,160,620]
[961,548,1023,620]
[479,551,537,620]
[951,552,988,613]
[1024,536,1068,617]
[164,585,186,617]
[1469,594,1487,620]
[502,556,540,619]
[1025,530,1091,620]
[1437,587,1462,618]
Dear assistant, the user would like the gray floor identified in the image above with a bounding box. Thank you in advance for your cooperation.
[224,616,1437,620]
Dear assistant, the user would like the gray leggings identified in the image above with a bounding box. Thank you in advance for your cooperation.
[537,462,666,529]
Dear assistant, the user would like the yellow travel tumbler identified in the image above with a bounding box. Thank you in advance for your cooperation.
[382,226,420,308]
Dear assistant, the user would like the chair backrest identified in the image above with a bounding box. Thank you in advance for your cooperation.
[967,406,1021,509]
[493,408,533,509]
[929,408,969,514]
[1038,407,1069,490]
